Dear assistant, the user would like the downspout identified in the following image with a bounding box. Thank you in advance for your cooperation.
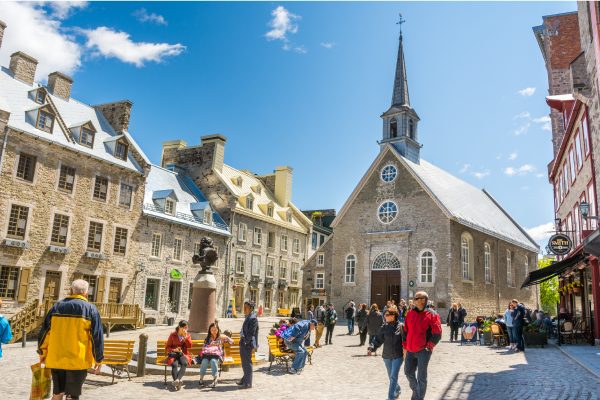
[497,238,500,313]
[223,210,236,317]
[0,128,10,173]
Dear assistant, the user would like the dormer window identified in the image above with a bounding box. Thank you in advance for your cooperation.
[246,197,254,210]
[236,177,242,187]
[203,210,212,225]
[36,91,45,104]
[165,199,175,215]
[286,211,292,223]
[267,205,273,217]
[257,186,262,195]
[37,110,54,133]
[80,128,94,148]
[115,141,128,160]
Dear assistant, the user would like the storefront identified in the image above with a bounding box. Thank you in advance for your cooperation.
[582,229,600,345]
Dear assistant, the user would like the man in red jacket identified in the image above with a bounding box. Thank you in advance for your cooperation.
[403,291,442,400]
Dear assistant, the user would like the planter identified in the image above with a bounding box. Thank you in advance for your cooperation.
[568,290,573,295]
[483,331,493,345]
[573,287,581,293]
[523,332,548,347]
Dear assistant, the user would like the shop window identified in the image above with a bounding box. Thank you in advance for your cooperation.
[145,278,160,310]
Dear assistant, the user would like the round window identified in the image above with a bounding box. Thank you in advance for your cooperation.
[378,201,398,224]
[381,165,397,182]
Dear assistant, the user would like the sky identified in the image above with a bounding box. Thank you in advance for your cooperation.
[0,1,578,251]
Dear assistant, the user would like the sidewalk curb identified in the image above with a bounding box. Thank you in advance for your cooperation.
[548,341,600,381]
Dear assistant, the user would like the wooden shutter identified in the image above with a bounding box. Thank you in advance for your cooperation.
[96,275,106,303]
[17,267,31,302]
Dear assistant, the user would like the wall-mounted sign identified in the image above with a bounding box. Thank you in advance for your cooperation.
[548,234,572,255]
[234,278,245,285]
[409,280,414,287]
[171,269,182,279]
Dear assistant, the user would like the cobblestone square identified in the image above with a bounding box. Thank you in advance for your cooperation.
[2,318,600,400]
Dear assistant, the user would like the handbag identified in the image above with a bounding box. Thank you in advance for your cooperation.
[30,363,51,400]
[201,343,222,359]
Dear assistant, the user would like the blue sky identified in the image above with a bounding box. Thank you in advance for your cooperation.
[0,1,578,250]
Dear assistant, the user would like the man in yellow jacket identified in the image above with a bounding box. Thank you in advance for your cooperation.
[38,279,104,400]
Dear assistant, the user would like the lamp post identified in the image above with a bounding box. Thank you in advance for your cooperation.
[133,262,145,309]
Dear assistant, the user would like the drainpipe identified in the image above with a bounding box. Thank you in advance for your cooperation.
[0,128,10,173]
[497,238,501,314]
[223,211,236,317]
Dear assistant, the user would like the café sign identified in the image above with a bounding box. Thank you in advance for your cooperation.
[548,234,572,255]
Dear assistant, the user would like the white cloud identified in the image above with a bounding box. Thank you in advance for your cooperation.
[81,27,185,67]
[459,164,470,173]
[496,154,502,160]
[0,2,83,81]
[321,42,335,49]
[472,170,490,179]
[541,122,551,131]
[132,8,168,26]
[518,87,536,97]
[265,6,300,42]
[533,115,551,131]
[515,123,530,135]
[509,152,517,160]
[536,173,545,178]
[283,43,307,53]
[526,222,555,241]
[503,164,536,176]
[520,186,528,191]
[513,112,530,120]
[49,1,88,19]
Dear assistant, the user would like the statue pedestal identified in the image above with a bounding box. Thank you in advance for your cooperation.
[188,270,216,340]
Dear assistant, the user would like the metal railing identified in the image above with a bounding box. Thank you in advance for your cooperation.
[143,203,229,231]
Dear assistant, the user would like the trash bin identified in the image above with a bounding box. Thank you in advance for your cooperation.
[167,317,175,326]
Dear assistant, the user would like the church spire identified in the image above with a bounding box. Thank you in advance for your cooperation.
[391,14,409,107]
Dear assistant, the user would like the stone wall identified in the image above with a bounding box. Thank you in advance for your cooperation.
[302,236,334,307]
[0,130,145,315]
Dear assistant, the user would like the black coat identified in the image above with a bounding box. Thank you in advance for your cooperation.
[368,320,404,360]
[362,311,384,335]
[447,308,465,325]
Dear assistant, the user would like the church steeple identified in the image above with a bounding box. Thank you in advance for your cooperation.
[379,13,422,165]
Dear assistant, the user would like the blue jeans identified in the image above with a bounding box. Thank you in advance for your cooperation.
[199,357,219,377]
[506,326,516,345]
[285,340,307,370]
[383,358,403,400]
[514,325,524,350]
[347,318,354,334]
[368,334,375,346]
[404,349,432,400]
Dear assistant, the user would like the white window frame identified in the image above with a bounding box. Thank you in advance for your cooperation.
[281,234,288,251]
[507,250,512,286]
[292,263,299,281]
[525,256,530,290]
[267,205,273,217]
[268,231,276,249]
[194,241,201,255]
[315,272,324,289]
[378,201,398,224]
[254,227,262,245]
[236,252,246,274]
[317,253,324,266]
[279,260,287,280]
[461,232,474,281]
[165,198,176,215]
[203,211,212,225]
[238,222,247,242]
[173,237,183,261]
[418,249,434,284]
[266,258,274,278]
[246,196,254,210]
[293,237,300,254]
[484,243,491,283]
[381,165,397,182]
[286,212,292,223]
[252,254,261,276]
[264,289,272,309]
[345,254,356,283]
[151,233,162,259]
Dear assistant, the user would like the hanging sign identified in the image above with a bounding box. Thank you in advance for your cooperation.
[171,269,182,279]
[235,278,245,285]
[409,280,414,287]
[548,234,572,255]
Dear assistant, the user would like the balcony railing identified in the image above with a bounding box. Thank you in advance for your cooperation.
[143,203,229,231]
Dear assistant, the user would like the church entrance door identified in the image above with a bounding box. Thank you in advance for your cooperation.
[370,270,401,307]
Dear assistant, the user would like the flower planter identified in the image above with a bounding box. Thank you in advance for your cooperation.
[483,331,493,345]
[568,290,573,295]
[573,287,581,293]
[523,332,547,348]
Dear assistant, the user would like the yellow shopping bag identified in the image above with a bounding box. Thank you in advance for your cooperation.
[30,363,52,400]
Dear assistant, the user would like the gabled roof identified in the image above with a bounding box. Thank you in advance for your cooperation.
[0,66,147,174]
[331,144,539,252]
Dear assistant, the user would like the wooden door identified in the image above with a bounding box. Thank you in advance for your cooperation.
[370,270,401,308]
[108,278,122,303]
[43,271,61,300]
[235,287,243,312]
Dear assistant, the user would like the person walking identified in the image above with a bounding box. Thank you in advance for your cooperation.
[446,303,460,342]
[457,303,467,324]
[305,304,314,346]
[314,304,326,348]
[238,301,258,389]
[166,320,193,390]
[37,280,103,400]
[345,301,356,335]
[511,299,525,353]
[193,322,233,388]
[0,299,13,358]
[324,303,337,345]
[356,303,368,345]
[504,303,516,350]
[368,306,404,400]
[281,319,317,374]
[399,299,407,323]
[403,291,442,400]
[362,304,384,353]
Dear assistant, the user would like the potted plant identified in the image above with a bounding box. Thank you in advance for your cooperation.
[481,320,493,345]
[573,282,583,293]
[565,283,573,295]
[523,324,548,347]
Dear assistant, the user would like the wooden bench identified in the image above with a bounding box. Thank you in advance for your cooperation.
[278,309,291,316]
[103,340,135,384]
[156,335,255,385]
[267,335,315,372]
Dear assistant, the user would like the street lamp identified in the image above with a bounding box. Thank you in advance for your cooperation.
[579,201,600,220]
[133,262,146,309]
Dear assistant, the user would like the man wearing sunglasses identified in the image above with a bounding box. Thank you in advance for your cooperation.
[403,292,442,400]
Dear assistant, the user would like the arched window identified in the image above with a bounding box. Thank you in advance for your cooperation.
[372,252,401,270]
[381,165,397,182]
[419,251,434,283]
[461,233,473,280]
[409,119,414,139]
[345,255,356,283]
[378,201,398,224]
[507,250,512,286]
[484,243,491,283]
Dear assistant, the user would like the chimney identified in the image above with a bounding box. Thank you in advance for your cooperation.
[200,134,227,173]
[9,51,38,85]
[48,71,73,100]
[0,20,6,50]
[161,140,187,168]
[93,100,133,132]
[274,166,293,206]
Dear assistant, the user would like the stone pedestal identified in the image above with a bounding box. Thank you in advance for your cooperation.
[188,270,216,340]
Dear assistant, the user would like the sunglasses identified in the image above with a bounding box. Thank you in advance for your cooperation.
[414,297,426,301]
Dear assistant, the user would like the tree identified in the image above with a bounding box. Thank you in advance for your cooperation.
[538,257,559,314]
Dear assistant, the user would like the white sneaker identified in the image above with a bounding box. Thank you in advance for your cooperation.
[289,368,298,374]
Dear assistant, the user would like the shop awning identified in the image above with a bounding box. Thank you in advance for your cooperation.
[583,228,600,257]
[520,253,586,288]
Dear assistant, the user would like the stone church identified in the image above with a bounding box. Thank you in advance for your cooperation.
[301,26,540,320]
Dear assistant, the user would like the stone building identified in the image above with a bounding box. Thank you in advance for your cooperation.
[301,209,334,308]
[134,165,231,323]
[161,136,311,317]
[0,22,151,314]
[302,25,539,321]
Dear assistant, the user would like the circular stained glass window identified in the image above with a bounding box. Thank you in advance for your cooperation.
[378,201,398,224]
[381,165,397,182]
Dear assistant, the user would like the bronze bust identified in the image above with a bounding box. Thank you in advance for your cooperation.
[192,236,219,272]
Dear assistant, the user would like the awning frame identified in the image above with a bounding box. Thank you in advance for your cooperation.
[520,253,586,289]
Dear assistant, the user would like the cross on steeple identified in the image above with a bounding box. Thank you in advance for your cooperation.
[396,13,405,40]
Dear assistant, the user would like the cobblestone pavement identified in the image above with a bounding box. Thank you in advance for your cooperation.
[3,318,600,400]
